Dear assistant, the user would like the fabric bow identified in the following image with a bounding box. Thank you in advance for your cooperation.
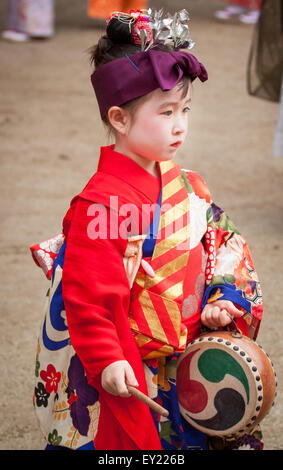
[91,50,208,118]
[149,50,208,90]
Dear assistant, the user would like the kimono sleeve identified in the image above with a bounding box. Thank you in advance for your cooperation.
[62,197,131,383]
[201,202,263,339]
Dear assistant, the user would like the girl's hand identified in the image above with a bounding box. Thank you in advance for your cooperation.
[101,360,139,397]
[201,299,243,330]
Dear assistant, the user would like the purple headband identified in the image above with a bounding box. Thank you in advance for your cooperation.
[91,50,208,119]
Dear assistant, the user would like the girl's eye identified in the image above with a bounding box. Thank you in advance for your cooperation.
[183,106,191,113]
[162,110,173,116]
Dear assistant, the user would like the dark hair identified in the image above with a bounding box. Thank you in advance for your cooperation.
[89,35,140,70]
[89,17,191,126]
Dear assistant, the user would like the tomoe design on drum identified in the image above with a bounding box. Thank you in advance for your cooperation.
[176,331,277,437]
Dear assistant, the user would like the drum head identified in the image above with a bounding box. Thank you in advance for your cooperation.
[176,332,276,437]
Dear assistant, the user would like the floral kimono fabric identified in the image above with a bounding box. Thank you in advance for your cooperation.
[34,242,98,450]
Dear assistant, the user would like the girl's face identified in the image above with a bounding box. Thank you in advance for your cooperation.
[115,82,191,164]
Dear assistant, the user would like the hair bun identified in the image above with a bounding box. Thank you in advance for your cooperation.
[97,35,114,53]
[106,16,134,45]
[91,35,114,68]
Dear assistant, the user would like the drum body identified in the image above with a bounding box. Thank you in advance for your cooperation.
[176,331,276,437]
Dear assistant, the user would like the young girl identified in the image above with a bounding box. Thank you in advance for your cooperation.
[31,9,263,450]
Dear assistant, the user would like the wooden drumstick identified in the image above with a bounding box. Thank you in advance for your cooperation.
[127,385,169,418]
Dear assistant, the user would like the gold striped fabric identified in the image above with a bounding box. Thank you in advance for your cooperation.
[129,160,190,359]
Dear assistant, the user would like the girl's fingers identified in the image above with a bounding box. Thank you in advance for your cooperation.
[214,300,243,318]
[103,382,118,396]
[227,303,243,318]
[105,376,130,397]
[102,360,135,397]
[201,307,211,326]
[114,363,139,397]
[202,305,237,328]
[201,306,220,328]
[124,363,139,388]
[211,306,221,324]
[116,379,131,397]
[219,309,232,326]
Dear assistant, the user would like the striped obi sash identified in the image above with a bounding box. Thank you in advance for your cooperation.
[128,160,190,359]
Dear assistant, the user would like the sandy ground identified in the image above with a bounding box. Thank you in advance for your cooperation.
[0,0,282,451]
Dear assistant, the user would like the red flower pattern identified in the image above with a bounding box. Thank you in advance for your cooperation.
[40,364,61,394]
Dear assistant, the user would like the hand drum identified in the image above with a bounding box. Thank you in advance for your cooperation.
[176,331,277,437]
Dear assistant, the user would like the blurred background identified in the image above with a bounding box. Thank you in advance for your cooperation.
[0,0,282,450]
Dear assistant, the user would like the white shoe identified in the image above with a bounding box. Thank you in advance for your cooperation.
[214,6,246,20]
[239,10,260,24]
[1,30,29,42]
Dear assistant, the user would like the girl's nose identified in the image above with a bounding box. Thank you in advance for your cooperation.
[173,116,186,134]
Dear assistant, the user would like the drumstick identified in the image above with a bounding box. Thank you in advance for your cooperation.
[127,385,169,417]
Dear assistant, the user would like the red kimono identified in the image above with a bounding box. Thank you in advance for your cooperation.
[32,144,263,450]
[62,145,163,449]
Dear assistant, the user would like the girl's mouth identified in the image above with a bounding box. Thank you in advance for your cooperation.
[170,141,182,149]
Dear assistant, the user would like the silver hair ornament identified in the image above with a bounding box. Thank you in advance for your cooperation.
[137,8,195,51]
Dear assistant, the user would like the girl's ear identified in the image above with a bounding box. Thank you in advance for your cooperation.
[107,106,129,135]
